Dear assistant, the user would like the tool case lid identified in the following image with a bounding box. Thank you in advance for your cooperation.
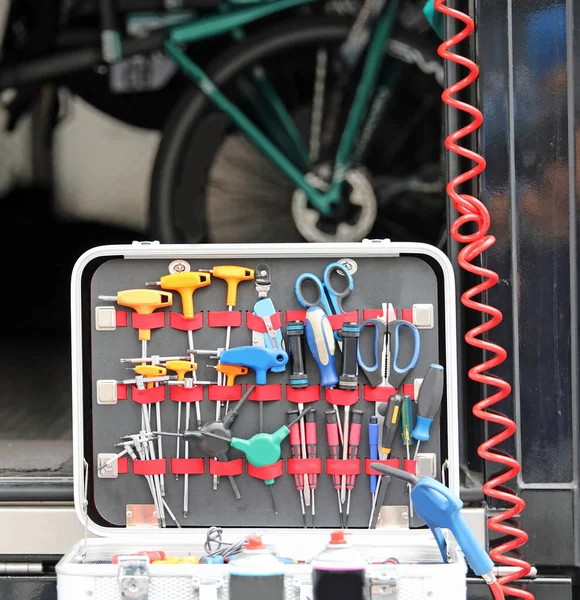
[70,240,459,538]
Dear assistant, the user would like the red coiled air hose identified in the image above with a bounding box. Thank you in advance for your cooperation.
[434,1,534,598]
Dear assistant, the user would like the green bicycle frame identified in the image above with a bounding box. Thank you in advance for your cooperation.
[166,0,399,216]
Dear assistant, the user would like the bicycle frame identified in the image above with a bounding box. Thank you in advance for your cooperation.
[169,0,400,216]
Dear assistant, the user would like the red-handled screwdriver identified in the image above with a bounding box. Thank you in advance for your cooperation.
[288,409,307,528]
[344,409,363,529]
[325,409,344,526]
[305,408,318,527]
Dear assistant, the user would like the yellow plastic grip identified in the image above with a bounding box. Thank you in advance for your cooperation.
[115,289,173,341]
[165,360,197,381]
[135,365,167,389]
[158,272,211,319]
[216,364,249,386]
[115,289,173,313]
[211,266,254,307]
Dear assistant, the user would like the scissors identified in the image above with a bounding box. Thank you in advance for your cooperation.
[294,262,354,316]
[357,302,420,389]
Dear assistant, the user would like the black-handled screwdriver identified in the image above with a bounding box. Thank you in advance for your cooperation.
[412,364,444,459]
[368,393,404,528]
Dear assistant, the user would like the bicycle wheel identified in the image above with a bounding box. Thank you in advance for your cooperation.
[150,17,445,245]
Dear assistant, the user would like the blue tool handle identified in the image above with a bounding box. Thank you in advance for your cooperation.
[412,415,433,442]
[387,320,420,390]
[322,262,354,314]
[357,319,386,388]
[411,477,494,576]
[253,298,285,372]
[369,418,379,494]
[220,346,288,385]
[305,306,338,388]
[294,273,332,314]
[393,322,420,373]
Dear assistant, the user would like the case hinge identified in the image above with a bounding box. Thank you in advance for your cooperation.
[192,577,225,600]
[0,562,43,575]
[118,555,150,600]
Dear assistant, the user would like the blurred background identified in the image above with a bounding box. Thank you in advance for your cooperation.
[0,0,445,490]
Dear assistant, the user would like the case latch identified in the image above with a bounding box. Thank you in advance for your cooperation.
[369,577,398,599]
[117,555,150,600]
[192,577,225,600]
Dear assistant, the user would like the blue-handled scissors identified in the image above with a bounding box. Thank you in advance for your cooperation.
[295,262,354,316]
[357,302,420,389]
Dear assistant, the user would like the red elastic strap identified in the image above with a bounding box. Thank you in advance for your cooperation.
[401,308,414,323]
[169,312,204,331]
[286,458,323,475]
[362,309,384,320]
[325,387,360,406]
[117,457,129,474]
[403,458,418,475]
[325,458,361,476]
[363,384,415,401]
[132,459,166,476]
[170,458,205,475]
[131,312,165,330]
[208,385,243,401]
[116,311,128,327]
[131,386,165,405]
[285,310,306,323]
[169,385,204,403]
[246,384,282,402]
[327,311,359,331]
[245,311,283,332]
[364,457,399,476]
[285,385,320,404]
[247,460,284,481]
[363,386,396,402]
[207,310,242,328]
[209,458,244,477]
[117,384,127,400]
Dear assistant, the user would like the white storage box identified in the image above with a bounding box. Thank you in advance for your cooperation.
[57,241,466,599]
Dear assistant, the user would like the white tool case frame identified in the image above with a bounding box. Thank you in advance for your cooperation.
[58,240,466,600]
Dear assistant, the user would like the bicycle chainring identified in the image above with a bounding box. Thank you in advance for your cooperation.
[291,168,377,242]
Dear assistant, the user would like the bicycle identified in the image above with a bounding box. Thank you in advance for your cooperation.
[1,0,445,245]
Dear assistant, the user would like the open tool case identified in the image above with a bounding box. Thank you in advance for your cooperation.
[57,240,466,599]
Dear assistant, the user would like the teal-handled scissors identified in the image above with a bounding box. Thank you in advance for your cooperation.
[294,262,354,316]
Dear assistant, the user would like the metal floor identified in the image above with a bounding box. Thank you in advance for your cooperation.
[0,187,143,477]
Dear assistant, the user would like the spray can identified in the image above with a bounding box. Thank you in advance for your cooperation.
[311,531,368,600]
[228,536,284,600]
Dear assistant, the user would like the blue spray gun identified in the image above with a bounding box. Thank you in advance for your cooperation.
[370,463,495,581]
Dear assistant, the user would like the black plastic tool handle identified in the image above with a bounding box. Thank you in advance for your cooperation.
[417,364,445,420]
[338,322,360,390]
[377,394,404,455]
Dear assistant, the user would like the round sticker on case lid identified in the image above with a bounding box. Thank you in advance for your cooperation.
[338,258,357,275]
[168,260,191,274]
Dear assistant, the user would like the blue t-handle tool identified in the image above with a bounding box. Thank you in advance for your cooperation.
[219,346,288,385]
[253,298,286,372]
[370,463,494,577]
[305,306,338,388]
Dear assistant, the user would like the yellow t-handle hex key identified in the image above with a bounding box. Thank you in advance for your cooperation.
[200,265,254,353]
[146,271,211,320]
[98,289,172,354]
[165,359,199,519]
[135,365,168,496]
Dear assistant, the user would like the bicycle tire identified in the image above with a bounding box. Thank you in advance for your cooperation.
[150,16,444,244]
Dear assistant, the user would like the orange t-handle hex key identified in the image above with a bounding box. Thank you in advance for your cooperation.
[146,271,211,319]
[98,289,172,341]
